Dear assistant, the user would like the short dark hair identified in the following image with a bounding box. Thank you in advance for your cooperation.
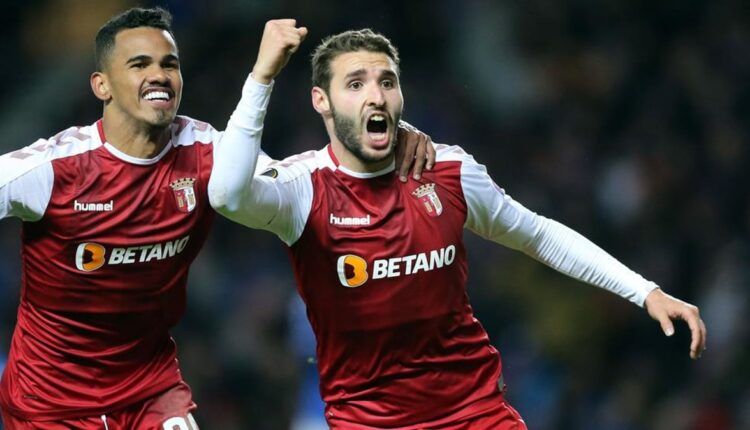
[94,7,175,71]
[311,29,400,93]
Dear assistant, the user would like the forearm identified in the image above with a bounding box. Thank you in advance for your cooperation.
[208,75,273,215]
[514,213,659,307]
[460,154,658,307]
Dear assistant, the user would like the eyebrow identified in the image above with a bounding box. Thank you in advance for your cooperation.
[343,68,398,80]
[125,54,179,64]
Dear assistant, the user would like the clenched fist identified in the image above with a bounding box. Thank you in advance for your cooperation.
[252,19,308,84]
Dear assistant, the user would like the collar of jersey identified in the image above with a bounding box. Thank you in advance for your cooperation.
[97,119,173,165]
[326,144,395,179]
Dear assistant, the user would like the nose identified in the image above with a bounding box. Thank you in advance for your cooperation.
[366,83,385,107]
[147,66,170,85]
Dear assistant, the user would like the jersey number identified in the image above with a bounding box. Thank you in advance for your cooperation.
[163,413,199,430]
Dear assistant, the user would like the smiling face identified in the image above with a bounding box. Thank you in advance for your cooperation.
[313,50,403,172]
[92,26,182,131]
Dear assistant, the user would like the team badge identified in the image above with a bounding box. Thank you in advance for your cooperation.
[170,178,197,213]
[411,183,442,217]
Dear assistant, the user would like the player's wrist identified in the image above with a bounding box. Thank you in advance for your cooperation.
[250,69,274,85]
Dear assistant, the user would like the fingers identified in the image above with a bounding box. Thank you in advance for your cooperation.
[412,134,427,180]
[396,131,416,182]
[252,19,307,83]
[298,26,309,41]
[395,121,434,182]
[680,305,706,360]
[655,312,675,337]
[645,289,708,360]
[267,19,306,51]
[425,136,436,171]
[270,18,298,26]
[659,308,705,360]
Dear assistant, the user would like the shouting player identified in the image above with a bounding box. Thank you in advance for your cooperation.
[0,10,434,427]
[213,29,708,429]
[0,6,437,428]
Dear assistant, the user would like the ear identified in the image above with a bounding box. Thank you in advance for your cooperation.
[311,86,331,116]
[90,72,111,102]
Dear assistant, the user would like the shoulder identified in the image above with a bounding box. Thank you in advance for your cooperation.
[432,143,490,177]
[434,143,477,164]
[171,115,221,148]
[0,123,100,184]
[261,147,334,181]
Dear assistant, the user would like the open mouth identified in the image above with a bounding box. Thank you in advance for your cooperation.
[366,113,390,147]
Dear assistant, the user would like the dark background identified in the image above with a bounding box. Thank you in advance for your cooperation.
[0,1,748,429]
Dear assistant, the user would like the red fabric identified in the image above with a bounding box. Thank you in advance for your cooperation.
[289,156,505,427]
[1,382,197,429]
[438,401,527,430]
[0,118,215,421]
[327,398,527,430]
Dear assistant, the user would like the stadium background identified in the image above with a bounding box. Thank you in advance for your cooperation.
[0,0,748,428]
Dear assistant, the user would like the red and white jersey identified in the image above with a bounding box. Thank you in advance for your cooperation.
[0,117,218,420]
[0,76,272,421]
[232,143,658,428]
[0,74,272,421]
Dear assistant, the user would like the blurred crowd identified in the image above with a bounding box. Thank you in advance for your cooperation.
[0,0,748,429]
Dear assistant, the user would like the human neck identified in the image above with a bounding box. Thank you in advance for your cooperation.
[330,139,393,173]
[101,111,171,159]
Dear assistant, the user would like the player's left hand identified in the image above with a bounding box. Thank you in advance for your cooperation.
[644,288,707,360]
[395,121,435,182]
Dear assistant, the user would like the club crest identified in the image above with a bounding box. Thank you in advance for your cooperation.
[170,178,197,213]
[411,183,442,217]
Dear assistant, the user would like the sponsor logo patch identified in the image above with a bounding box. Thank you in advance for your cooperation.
[336,245,456,287]
[75,243,106,271]
[74,236,190,272]
[337,255,369,288]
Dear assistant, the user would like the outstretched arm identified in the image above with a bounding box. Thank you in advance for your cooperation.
[451,144,707,359]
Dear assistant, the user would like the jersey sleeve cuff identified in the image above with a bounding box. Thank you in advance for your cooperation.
[634,281,660,307]
[245,73,274,100]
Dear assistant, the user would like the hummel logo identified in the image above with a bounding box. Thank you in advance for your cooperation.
[330,213,371,226]
[74,199,114,212]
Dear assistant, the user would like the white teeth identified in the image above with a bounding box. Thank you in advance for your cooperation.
[370,115,385,122]
[143,91,170,101]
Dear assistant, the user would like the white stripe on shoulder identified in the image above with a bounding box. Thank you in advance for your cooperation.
[0,123,100,186]
[264,146,334,181]
[433,143,472,163]
[171,115,221,148]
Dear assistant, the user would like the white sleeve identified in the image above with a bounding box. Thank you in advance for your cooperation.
[0,148,54,221]
[255,150,275,175]
[207,75,274,214]
[457,147,659,307]
[240,161,314,246]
